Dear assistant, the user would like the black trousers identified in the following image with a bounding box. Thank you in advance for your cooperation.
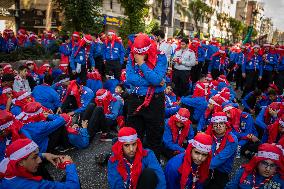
[95,56,105,77]
[46,126,70,153]
[235,66,244,90]
[276,70,284,94]
[105,60,121,80]
[173,69,190,97]
[242,70,259,98]
[202,60,210,74]
[82,103,117,137]
[204,169,229,189]
[191,63,203,83]
[70,63,87,84]
[61,95,79,113]
[137,168,158,189]
[127,92,165,159]
[261,70,273,91]
[211,69,224,80]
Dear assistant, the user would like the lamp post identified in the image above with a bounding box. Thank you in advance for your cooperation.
[163,0,171,39]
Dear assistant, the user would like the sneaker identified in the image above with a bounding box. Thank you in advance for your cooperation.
[100,133,115,142]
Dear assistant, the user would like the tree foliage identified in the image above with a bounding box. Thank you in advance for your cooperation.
[228,17,245,42]
[53,0,103,34]
[118,0,149,36]
[188,0,214,34]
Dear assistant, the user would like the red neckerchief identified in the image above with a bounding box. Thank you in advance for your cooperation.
[267,120,284,143]
[95,93,116,114]
[206,128,234,156]
[168,116,191,146]
[109,139,147,189]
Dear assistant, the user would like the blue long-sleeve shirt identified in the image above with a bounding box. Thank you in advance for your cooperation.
[235,112,258,146]
[225,167,284,189]
[0,135,12,161]
[86,79,103,95]
[32,85,62,111]
[197,46,206,62]
[107,149,166,189]
[263,53,278,71]
[208,56,228,72]
[20,114,65,153]
[94,41,104,58]
[181,96,208,122]
[59,42,72,56]
[1,163,80,189]
[103,41,125,64]
[126,54,167,95]
[165,153,203,189]
[163,120,194,152]
[242,55,263,77]
[103,79,119,94]
[277,56,284,71]
[68,128,89,149]
[73,86,94,114]
[205,45,218,60]
[105,97,123,120]
[70,44,95,71]
[210,132,238,173]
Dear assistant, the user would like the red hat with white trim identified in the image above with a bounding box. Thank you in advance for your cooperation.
[0,110,14,131]
[175,108,190,123]
[190,132,213,153]
[208,95,223,107]
[16,102,46,124]
[211,112,228,123]
[72,31,80,38]
[117,127,137,143]
[240,143,284,183]
[12,91,31,104]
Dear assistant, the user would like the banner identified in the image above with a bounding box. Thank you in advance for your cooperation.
[103,15,122,27]
[161,0,173,27]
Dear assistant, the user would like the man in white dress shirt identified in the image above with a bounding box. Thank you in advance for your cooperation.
[172,38,196,97]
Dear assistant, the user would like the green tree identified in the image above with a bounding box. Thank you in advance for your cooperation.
[118,0,149,39]
[53,0,103,33]
[228,17,245,43]
[188,0,214,35]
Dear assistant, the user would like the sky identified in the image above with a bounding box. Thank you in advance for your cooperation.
[262,0,284,31]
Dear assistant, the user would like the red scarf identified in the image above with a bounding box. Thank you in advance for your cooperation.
[95,92,116,114]
[20,113,47,125]
[189,43,200,58]
[211,52,227,64]
[205,124,234,155]
[168,116,191,146]
[264,105,280,125]
[109,139,147,189]
[227,108,242,133]
[63,80,82,107]
[267,120,284,143]
[178,145,212,189]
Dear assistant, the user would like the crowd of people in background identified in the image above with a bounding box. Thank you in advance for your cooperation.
[0,28,283,189]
